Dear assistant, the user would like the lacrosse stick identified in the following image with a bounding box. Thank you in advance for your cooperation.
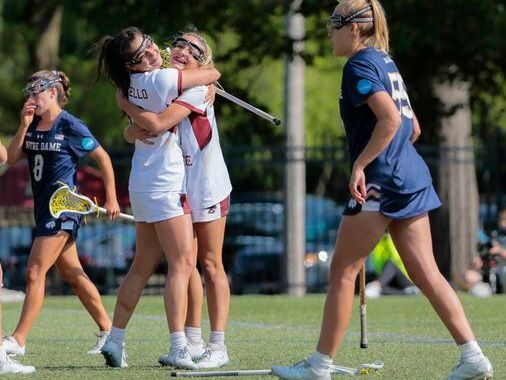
[170,370,272,377]
[359,264,368,348]
[331,360,384,376]
[170,361,384,377]
[216,86,281,126]
[49,185,134,222]
[160,47,281,126]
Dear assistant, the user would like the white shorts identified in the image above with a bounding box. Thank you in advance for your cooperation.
[130,191,190,223]
[192,196,230,223]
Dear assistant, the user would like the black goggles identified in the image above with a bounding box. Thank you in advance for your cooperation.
[22,78,61,97]
[127,34,154,66]
[327,5,374,30]
[171,37,206,62]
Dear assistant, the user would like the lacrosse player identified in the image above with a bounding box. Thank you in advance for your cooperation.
[96,27,220,369]
[3,70,119,358]
[117,31,232,369]
[272,1,492,380]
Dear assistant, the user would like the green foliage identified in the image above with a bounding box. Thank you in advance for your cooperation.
[0,0,504,147]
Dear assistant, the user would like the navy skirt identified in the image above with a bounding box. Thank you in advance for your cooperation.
[343,183,441,219]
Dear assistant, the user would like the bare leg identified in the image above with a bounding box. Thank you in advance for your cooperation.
[316,212,390,356]
[155,214,195,332]
[389,214,475,344]
[195,217,229,332]
[13,233,69,346]
[112,222,163,328]
[186,267,203,328]
[54,240,111,331]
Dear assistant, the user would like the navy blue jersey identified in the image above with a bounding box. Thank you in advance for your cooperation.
[22,110,100,232]
[340,47,432,194]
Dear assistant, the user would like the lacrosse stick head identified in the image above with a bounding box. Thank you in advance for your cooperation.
[357,361,384,375]
[49,185,93,218]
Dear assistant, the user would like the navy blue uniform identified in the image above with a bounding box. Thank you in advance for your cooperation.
[340,47,440,218]
[22,110,100,237]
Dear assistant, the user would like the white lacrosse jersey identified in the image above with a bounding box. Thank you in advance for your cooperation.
[173,86,232,209]
[128,68,186,193]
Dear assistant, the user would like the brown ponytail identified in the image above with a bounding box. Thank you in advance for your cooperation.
[95,27,143,96]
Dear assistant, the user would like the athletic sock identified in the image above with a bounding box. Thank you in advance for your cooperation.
[209,331,225,346]
[109,326,125,346]
[185,326,202,344]
[308,350,333,372]
[459,340,485,363]
[170,331,187,352]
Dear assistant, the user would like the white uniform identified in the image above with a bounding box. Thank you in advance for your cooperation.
[128,68,189,222]
[174,86,232,222]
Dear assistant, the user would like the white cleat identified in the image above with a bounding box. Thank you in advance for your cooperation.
[87,331,110,354]
[0,348,35,374]
[272,360,330,380]
[196,343,230,369]
[446,357,493,380]
[159,346,198,370]
[1,336,25,356]
[187,339,206,361]
[101,338,128,368]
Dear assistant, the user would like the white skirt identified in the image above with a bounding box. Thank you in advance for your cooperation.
[191,196,230,223]
[130,191,190,223]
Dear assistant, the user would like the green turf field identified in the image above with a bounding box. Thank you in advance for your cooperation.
[2,294,505,379]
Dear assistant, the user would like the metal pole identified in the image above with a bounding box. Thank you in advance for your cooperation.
[283,0,306,296]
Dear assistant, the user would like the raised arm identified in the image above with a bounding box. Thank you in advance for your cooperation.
[88,146,120,220]
[117,92,192,134]
[7,99,37,165]
[181,68,220,89]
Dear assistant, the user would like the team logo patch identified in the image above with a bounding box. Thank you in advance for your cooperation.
[357,79,372,95]
[55,134,65,140]
[45,220,56,229]
[343,198,362,216]
[81,137,95,151]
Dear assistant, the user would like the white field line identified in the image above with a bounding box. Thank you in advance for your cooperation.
[41,307,505,347]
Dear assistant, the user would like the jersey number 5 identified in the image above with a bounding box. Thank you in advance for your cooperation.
[387,72,413,119]
[33,154,44,182]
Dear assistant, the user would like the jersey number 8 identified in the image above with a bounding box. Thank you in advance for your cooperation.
[33,154,44,182]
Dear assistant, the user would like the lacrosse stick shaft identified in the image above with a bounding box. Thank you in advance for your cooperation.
[359,264,368,348]
[216,88,281,126]
[96,206,135,222]
[170,370,272,377]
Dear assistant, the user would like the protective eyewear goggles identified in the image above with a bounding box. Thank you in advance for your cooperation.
[22,78,61,97]
[171,37,206,63]
[127,34,154,66]
[327,5,373,31]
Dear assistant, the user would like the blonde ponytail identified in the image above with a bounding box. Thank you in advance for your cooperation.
[368,0,389,53]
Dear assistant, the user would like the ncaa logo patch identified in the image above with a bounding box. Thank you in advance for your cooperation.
[81,137,95,151]
[357,79,372,95]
